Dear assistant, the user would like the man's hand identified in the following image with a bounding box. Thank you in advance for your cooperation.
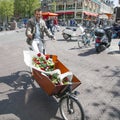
[27,34,33,40]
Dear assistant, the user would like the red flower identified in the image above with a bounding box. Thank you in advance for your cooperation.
[35,60,40,64]
[44,61,47,64]
[33,58,37,62]
[41,68,45,70]
[37,53,41,57]
[63,77,69,82]
[45,55,49,60]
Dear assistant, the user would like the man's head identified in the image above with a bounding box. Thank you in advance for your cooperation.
[34,8,42,22]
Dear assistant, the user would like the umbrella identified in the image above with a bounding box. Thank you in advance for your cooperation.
[42,12,58,16]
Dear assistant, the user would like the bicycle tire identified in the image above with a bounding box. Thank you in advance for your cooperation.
[77,37,85,48]
[59,96,84,120]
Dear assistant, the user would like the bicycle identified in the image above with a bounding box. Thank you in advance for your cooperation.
[23,55,85,120]
[77,27,96,48]
[77,30,91,48]
[31,65,85,120]
[24,38,85,120]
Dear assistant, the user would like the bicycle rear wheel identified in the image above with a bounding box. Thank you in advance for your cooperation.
[59,96,84,120]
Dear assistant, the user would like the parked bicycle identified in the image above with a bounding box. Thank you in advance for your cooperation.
[77,27,96,48]
[77,29,91,48]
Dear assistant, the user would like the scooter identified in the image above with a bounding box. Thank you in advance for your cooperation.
[95,27,113,53]
[62,24,84,41]
[112,23,120,38]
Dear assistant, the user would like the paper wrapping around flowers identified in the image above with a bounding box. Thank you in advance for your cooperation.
[23,50,73,83]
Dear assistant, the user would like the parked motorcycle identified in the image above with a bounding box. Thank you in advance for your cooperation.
[62,24,84,41]
[95,27,113,53]
[112,23,120,39]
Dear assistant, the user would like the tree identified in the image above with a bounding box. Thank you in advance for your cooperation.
[0,0,14,24]
[14,0,41,19]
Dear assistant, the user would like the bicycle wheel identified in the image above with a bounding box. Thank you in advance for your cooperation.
[59,96,84,120]
[77,36,85,48]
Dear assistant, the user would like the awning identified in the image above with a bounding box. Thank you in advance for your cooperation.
[42,12,58,16]
[99,14,108,19]
[56,11,74,15]
[99,13,112,19]
[83,11,98,17]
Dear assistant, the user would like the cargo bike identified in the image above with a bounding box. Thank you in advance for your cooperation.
[23,51,84,120]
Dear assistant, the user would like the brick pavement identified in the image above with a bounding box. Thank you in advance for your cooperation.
[0,28,120,120]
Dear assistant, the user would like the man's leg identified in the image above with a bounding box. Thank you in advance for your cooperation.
[32,40,40,53]
[38,40,44,53]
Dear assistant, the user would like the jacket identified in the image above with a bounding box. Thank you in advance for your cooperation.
[25,17,53,45]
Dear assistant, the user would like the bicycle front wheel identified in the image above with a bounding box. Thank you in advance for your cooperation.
[59,96,84,120]
[77,36,86,48]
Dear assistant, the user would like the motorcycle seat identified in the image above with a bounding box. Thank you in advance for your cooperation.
[103,27,112,31]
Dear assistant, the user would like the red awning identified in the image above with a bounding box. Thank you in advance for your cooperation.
[56,11,74,15]
[91,13,98,17]
[42,12,58,16]
[83,11,98,17]
[83,11,91,16]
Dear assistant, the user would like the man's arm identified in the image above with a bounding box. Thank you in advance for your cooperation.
[41,19,54,38]
[25,19,35,39]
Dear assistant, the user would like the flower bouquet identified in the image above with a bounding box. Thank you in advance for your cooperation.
[23,50,73,85]
[32,53,55,72]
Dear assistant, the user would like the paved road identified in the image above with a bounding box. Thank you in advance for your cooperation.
[0,28,120,120]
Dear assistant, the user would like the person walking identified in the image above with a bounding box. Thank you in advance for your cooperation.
[46,17,54,35]
[53,17,59,32]
[25,8,55,54]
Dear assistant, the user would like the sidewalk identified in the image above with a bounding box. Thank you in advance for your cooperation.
[106,39,120,55]
[0,28,25,36]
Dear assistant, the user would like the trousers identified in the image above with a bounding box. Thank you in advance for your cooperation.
[31,39,45,54]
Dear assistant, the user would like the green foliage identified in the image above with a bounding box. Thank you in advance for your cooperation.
[0,0,14,22]
[0,0,41,23]
[51,1,56,13]
[14,0,40,19]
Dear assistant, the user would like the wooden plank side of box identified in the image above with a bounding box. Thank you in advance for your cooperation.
[72,75,81,90]
[55,60,69,73]
[32,69,55,96]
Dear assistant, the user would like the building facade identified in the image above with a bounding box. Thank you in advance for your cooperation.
[41,0,114,24]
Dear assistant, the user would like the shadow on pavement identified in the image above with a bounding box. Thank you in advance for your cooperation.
[78,48,97,56]
[57,38,77,42]
[107,50,120,55]
[0,71,62,120]
[57,39,66,41]
[84,66,120,120]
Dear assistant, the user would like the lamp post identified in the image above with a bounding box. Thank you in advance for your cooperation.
[63,0,67,22]
[81,0,84,24]
[74,0,77,19]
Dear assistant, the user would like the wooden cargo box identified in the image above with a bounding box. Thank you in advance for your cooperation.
[32,55,81,96]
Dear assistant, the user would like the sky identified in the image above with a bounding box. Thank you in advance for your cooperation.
[113,0,119,6]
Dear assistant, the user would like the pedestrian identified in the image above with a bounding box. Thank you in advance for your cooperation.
[25,8,55,53]
[46,17,54,35]
[53,17,59,32]
[13,20,17,30]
